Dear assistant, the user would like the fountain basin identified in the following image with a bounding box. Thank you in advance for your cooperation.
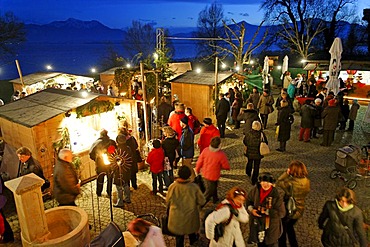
[21,206,90,247]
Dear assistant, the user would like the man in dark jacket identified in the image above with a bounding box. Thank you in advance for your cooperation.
[89,129,116,196]
[237,103,261,135]
[215,93,230,138]
[299,99,315,142]
[53,148,80,206]
[321,99,342,146]
[157,96,172,126]
[16,146,49,192]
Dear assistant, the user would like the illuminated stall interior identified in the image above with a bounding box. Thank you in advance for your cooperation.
[0,88,139,189]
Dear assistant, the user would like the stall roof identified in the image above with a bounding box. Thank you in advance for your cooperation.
[10,72,93,85]
[303,60,370,71]
[0,88,98,127]
[170,71,234,86]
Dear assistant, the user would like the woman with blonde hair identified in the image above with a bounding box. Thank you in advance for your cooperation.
[276,160,310,247]
[205,186,249,246]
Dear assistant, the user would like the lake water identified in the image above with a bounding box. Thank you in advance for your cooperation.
[0,41,198,80]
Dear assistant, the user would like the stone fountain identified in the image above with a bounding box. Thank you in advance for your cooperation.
[5,173,90,247]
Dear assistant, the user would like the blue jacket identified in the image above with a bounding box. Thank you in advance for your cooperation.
[180,127,194,158]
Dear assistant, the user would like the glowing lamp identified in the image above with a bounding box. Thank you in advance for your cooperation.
[196,68,201,73]
[102,153,110,165]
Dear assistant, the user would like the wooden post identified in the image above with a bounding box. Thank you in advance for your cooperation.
[140,63,149,144]
[214,57,219,116]
[15,59,25,88]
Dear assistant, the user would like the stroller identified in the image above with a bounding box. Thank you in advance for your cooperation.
[330,144,370,189]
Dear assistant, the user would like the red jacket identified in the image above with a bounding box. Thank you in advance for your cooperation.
[197,125,220,153]
[167,111,186,140]
[195,146,230,181]
[146,147,165,174]
[187,114,196,131]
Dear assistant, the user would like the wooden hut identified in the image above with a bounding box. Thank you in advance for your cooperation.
[10,72,94,95]
[170,71,234,122]
[0,88,140,187]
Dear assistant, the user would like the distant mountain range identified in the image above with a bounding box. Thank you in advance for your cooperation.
[1,18,364,80]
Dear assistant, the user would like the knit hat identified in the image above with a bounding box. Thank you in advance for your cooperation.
[203,118,212,125]
[252,121,261,131]
[180,116,188,125]
[314,98,322,104]
[259,172,275,183]
[328,99,336,107]
[178,165,191,180]
[116,134,126,145]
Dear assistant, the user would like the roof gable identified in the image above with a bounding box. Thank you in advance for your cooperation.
[0,88,98,127]
[170,71,234,85]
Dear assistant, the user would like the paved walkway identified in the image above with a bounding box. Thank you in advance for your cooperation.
[3,101,370,246]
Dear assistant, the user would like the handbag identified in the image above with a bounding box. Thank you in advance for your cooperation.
[161,208,176,236]
[194,174,206,193]
[164,157,172,171]
[260,133,270,155]
[285,184,297,218]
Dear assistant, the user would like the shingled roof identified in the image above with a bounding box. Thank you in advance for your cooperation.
[0,88,98,127]
[169,70,234,85]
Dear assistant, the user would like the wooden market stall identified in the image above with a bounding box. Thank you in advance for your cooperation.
[10,72,94,95]
[170,70,234,122]
[0,88,140,187]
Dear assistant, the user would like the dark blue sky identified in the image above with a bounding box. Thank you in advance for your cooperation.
[1,0,267,28]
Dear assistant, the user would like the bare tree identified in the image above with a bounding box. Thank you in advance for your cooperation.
[195,2,225,61]
[0,12,25,56]
[211,20,267,69]
[261,0,327,58]
[123,20,156,63]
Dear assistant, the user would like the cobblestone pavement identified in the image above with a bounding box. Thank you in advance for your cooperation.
[3,99,370,246]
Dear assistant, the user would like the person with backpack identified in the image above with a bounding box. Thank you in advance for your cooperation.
[276,160,310,247]
[318,187,367,247]
[205,186,249,246]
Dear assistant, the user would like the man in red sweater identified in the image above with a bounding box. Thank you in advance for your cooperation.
[167,103,186,140]
[195,137,230,204]
[146,139,164,195]
[197,118,220,154]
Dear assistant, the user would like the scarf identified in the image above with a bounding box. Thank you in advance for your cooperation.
[259,186,273,204]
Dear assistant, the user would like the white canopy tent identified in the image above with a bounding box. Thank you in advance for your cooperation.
[326,37,343,95]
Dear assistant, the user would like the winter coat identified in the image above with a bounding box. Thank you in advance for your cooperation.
[247,92,261,110]
[162,136,179,166]
[287,84,296,100]
[300,103,315,128]
[318,200,368,247]
[146,147,164,174]
[207,199,249,247]
[277,106,292,142]
[314,105,323,127]
[275,95,294,114]
[180,127,194,158]
[187,114,198,132]
[340,104,350,121]
[139,226,166,247]
[89,136,116,173]
[167,111,186,140]
[283,75,292,89]
[216,98,230,121]
[349,102,360,121]
[276,172,310,220]
[322,106,342,131]
[243,129,267,160]
[113,143,133,185]
[166,179,206,235]
[195,146,230,181]
[257,94,274,115]
[232,97,243,121]
[53,158,80,205]
[17,156,46,181]
[197,124,220,153]
[348,103,360,121]
[126,136,139,174]
[237,109,260,135]
[157,102,172,124]
[247,185,285,245]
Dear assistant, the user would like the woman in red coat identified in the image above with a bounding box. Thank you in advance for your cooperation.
[197,118,220,154]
